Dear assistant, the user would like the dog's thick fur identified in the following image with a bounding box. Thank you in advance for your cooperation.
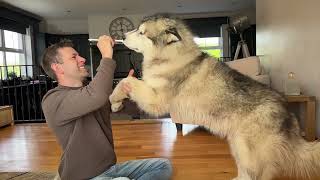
[109,14,320,180]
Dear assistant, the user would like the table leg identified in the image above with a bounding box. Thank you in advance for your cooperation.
[305,101,316,141]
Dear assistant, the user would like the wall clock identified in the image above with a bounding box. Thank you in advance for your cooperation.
[109,17,135,40]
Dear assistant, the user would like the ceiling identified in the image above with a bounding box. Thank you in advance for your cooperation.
[3,0,255,20]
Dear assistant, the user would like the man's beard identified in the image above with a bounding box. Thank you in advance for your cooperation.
[80,70,90,85]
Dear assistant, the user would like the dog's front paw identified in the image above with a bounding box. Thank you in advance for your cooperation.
[111,101,124,112]
[109,92,124,112]
[109,91,125,104]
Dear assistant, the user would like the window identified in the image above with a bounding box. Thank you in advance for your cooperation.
[194,37,223,59]
[0,29,32,79]
[4,30,24,50]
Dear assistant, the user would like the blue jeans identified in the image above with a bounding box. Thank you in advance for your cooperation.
[91,158,172,180]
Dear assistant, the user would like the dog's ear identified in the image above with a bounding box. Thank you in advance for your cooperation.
[165,28,182,45]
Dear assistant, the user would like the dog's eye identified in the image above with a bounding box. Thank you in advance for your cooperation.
[139,32,144,35]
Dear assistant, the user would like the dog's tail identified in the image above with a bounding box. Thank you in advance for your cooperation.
[277,134,320,179]
[291,140,320,178]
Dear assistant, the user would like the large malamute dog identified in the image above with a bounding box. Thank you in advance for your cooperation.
[109,14,320,180]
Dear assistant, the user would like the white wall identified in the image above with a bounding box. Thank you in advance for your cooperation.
[87,9,256,38]
[38,7,256,36]
[256,0,320,137]
[40,18,88,34]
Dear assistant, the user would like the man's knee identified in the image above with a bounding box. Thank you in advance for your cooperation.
[154,158,172,175]
[154,158,172,179]
[161,158,172,170]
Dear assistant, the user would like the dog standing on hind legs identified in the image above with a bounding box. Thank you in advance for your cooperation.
[109,14,320,180]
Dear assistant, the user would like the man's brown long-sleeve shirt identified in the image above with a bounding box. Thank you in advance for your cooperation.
[42,59,116,180]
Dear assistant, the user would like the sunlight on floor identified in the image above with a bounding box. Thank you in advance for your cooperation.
[160,119,177,157]
[182,124,200,136]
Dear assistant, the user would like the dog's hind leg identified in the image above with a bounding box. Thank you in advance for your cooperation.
[230,152,255,180]
[259,167,276,180]
[229,137,266,180]
[230,138,254,180]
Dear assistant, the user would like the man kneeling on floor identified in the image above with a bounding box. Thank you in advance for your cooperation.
[41,35,172,180]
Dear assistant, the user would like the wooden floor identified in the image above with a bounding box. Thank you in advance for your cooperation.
[0,119,314,180]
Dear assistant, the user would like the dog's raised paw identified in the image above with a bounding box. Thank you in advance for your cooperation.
[111,102,124,112]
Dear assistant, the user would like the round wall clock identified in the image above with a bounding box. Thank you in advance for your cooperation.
[109,17,135,40]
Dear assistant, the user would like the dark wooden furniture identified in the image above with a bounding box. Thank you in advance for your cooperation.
[286,95,316,141]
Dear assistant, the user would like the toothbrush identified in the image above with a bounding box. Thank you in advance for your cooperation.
[88,39,124,44]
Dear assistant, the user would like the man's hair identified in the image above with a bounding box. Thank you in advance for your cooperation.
[41,39,73,80]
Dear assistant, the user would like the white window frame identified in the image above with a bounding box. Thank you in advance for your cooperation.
[194,37,224,58]
[193,24,231,61]
[0,29,31,80]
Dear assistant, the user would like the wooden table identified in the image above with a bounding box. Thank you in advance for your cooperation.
[286,95,316,141]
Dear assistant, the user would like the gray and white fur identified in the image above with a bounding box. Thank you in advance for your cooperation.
[109,14,320,180]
